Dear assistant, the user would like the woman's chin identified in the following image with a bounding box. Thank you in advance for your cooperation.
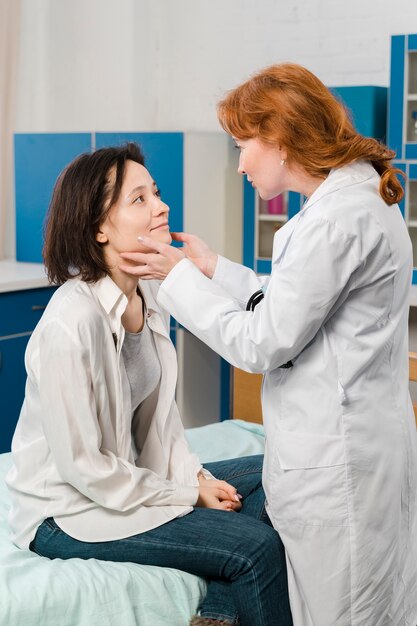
[152,231,172,245]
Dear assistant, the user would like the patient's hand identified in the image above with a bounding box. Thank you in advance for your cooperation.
[196,477,242,512]
[171,232,218,279]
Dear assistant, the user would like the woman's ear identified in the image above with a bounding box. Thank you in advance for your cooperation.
[96,230,108,244]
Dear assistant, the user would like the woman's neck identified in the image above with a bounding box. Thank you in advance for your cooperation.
[109,267,144,333]
[287,163,327,198]
[110,266,139,301]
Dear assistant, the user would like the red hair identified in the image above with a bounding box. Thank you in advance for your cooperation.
[217,63,404,205]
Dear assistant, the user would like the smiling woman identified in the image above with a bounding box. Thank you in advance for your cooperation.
[6,142,293,626]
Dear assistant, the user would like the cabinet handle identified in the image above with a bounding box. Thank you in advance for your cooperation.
[31,305,47,311]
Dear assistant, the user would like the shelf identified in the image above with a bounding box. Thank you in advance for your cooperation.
[406,100,417,142]
[407,95,417,101]
[258,214,287,222]
[408,50,417,95]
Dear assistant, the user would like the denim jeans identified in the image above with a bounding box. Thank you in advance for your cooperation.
[30,455,293,626]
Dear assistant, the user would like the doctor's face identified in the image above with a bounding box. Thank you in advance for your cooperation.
[96,160,171,257]
[235,137,289,201]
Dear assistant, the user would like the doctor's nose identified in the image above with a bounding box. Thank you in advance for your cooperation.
[238,164,246,175]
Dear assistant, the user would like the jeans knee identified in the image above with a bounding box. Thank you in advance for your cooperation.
[251,525,286,570]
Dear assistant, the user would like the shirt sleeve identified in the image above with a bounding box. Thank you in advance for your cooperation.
[158,218,361,374]
[38,318,199,510]
[212,255,270,308]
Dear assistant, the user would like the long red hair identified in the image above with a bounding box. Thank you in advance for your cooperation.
[217,63,404,205]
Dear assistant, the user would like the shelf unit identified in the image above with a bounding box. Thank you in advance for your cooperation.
[389,33,417,283]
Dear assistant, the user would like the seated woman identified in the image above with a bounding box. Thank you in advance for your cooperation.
[5,143,292,626]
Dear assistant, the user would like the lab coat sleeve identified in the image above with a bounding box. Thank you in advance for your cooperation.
[212,255,270,308]
[38,319,199,510]
[158,218,361,374]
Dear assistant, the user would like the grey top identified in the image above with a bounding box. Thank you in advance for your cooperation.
[122,318,161,414]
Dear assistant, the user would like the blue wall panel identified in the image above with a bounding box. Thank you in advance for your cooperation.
[331,86,387,140]
[95,133,184,235]
[15,133,92,263]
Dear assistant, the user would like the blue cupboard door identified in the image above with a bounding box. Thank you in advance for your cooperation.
[95,133,184,235]
[15,133,93,263]
[0,335,30,453]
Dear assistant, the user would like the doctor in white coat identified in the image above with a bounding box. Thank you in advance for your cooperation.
[120,63,417,626]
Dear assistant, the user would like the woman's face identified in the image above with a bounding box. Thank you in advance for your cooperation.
[96,160,171,258]
[235,137,288,200]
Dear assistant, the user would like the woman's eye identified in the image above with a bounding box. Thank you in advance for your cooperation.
[155,188,161,198]
[133,195,145,204]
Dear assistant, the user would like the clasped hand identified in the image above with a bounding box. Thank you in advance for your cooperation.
[119,232,218,280]
[197,474,242,512]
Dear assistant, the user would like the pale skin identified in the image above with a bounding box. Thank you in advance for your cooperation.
[98,160,241,512]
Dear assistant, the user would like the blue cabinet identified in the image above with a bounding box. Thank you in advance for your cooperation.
[15,133,92,264]
[243,86,388,272]
[0,287,57,453]
[388,34,417,283]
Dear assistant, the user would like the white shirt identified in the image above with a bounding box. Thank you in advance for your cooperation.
[6,276,202,549]
[157,162,417,626]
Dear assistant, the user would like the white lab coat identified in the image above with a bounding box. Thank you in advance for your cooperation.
[158,161,417,626]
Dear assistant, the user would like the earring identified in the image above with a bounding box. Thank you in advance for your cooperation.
[280,159,286,166]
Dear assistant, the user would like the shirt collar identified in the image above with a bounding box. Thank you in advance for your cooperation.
[302,160,378,213]
[89,274,127,316]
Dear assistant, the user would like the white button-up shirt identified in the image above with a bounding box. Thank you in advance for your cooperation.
[6,276,201,549]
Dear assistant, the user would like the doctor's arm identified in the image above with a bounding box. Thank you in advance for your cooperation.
[130,219,361,373]
[120,231,268,309]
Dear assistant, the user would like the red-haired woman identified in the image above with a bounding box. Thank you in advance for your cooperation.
[121,64,417,626]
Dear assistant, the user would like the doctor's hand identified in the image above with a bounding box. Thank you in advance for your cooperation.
[171,232,218,279]
[119,236,185,280]
[196,476,242,512]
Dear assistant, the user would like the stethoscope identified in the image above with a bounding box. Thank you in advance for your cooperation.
[246,288,293,369]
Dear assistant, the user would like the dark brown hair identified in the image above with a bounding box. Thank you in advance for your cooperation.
[43,142,145,284]
[218,63,404,205]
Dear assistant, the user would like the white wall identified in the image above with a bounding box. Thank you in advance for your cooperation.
[7,0,417,260]
[15,0,417,133]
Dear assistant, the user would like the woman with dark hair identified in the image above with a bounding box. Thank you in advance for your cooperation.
[6,143,293,626]
[120,64,417,626]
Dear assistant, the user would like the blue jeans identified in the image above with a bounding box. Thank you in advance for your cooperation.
[30,455,292,626]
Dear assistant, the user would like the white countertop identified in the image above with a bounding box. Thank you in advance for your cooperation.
[0,259,50,293]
